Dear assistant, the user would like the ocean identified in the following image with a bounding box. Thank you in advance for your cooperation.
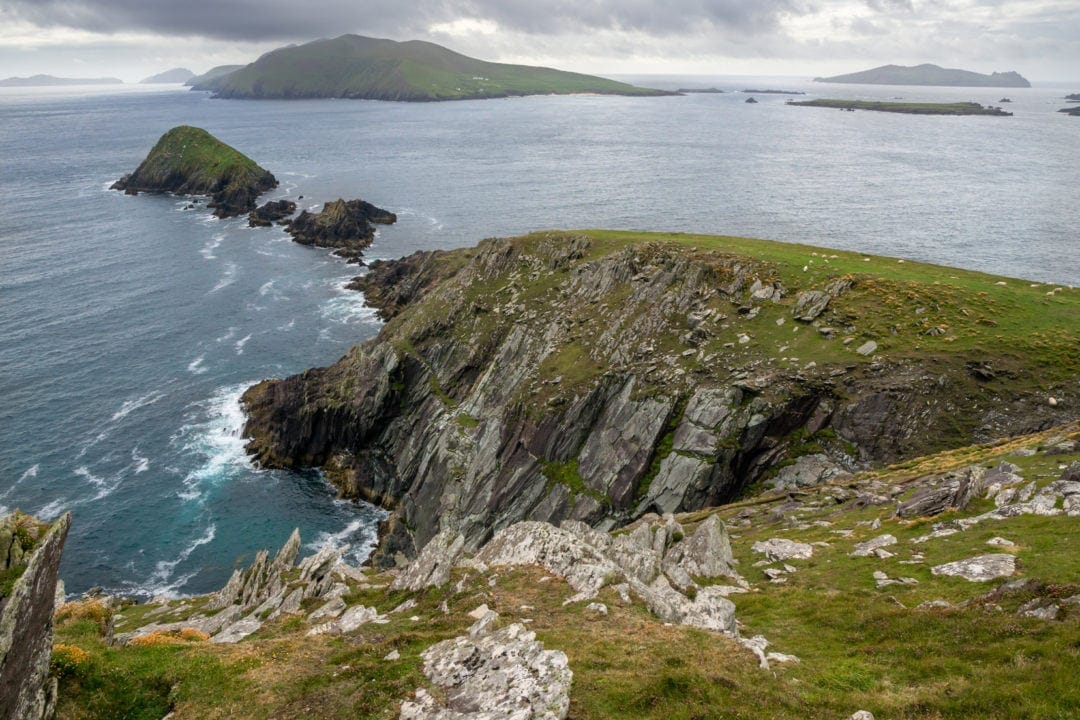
[1,77,1077,598]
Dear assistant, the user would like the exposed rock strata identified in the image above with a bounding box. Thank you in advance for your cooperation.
[286,198,397,261]
[241,234,1076,565]
[0,512,70,720]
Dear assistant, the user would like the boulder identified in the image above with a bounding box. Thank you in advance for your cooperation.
[751,538,814,562]
[850,534,897,558]
[930,554,1015,582]
[248,199,297,227]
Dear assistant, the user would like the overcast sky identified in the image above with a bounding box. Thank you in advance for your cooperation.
[1,0,1077,82]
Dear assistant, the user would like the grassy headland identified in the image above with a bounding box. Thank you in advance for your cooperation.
[814,64,1030,88]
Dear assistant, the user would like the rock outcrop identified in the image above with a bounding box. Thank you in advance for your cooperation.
[241,233,1078,565]
[285,198,396,261]
[112,125,278,217]
[248,199,297,227]
[0,512,70,720]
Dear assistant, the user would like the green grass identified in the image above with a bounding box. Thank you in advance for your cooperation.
[789,99,1012,115]
[199,34,672,101]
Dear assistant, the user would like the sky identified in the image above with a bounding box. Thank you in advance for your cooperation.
[0,0,1077,83]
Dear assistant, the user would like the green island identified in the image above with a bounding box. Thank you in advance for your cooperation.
[183,65,244,87]
[111,126,278,217]
[789,98,1013,116]
[190,34,672,101]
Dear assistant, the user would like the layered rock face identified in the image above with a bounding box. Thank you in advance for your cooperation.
[286,198,397,261]
[112,125,278,217]
[242,233,1076,566]
[0,512,70,720]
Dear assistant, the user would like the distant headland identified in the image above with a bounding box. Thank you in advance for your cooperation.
[188,34,673,101]
[140,68,195,84]
[815,64,1030,88]
[0,74,123,87]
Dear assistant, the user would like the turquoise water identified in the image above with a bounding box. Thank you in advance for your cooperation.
[1,80,1077,597]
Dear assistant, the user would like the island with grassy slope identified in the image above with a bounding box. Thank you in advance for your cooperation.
[139,68,194,84]
[815,63,1030,88]
[789,98,1012,116]
[0,74,122,87]
[111,125,277,217]
[190,34,673,101]
[184,65,244,87]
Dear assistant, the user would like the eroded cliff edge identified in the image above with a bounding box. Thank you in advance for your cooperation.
[242,231,1079,565]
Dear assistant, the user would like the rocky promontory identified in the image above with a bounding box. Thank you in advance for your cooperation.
[112,126,278,218]
[285,198,396,261]
[242,231,1079,567]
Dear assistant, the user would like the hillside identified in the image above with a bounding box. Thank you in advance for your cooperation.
[192,34,672,101]
[242,231,1079,567]
[111,125,277,217]
[0,75,122,87]
[140,68,195,84]
[50,424,1080,719]
[789,99,1012,116]
[184,65,243,87]
[815,64,1031,88]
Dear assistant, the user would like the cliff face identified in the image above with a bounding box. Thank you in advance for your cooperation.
[242,232,1079,565]
[0,512,70,720]
[112,126,278,217]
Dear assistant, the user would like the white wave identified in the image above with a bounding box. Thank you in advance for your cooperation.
[36,499,67,520]
[277,318,296,331]
[2,464,39,499]
[141,523,217,598]
[74,465,122,500]
[131,448,150,474]
[112,391,166,421]
[216,326,238,343]
[174,383,259,502]
[200,235,224,260]
[187,355,208,375]
[209,262,238,293]
[75,429,111,460]
[319,282,379,327]
[0,505,7,516]
[235,334,252,355]
[258,280,275,296]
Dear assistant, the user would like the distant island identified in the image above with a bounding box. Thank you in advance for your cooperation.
[140,68,195,84]
[0,74,122,87]
[677,87,725,94]
[742,89,805,95]
[1066,93,1080,101]
[789,99,1012,116]
[184,65,244,87]
[112,126,277,217]
[189,34,673,101]
[815,64,1030,88]
[1060,106,1080,117]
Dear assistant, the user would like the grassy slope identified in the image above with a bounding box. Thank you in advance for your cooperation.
[200,35,669,100]
[53,425,1080,719]
[815,64,1030,88]
[790,99,1011,116]
[123,126,267,191]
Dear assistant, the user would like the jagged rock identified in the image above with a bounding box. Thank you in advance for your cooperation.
[392,530,466,591]
[751,538,814,561]
[0,512,70,720]
[770,454,845,490]
[931,554,1016,582]
[896,466,987,518]
[248,199,297,227]
[1017,599,1060,620]
[850,534,897,557]
[856,341,878,356]
[661,515,739,581]
[309,597,346,620]
[286,198,397,261]
[400,622,572,720]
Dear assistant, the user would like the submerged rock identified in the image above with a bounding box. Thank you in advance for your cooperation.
[112,125,277,217]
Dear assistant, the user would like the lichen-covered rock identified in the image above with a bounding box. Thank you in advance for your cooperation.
[400,620,572,720]
[850,534,898,558]
[0,512,70,720]
[931,554,1016,582]
[751,538,814,562]
[391,530,465,591]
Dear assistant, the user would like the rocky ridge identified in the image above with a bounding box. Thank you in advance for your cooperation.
[286,198,397,261]
[241,231,1078,567]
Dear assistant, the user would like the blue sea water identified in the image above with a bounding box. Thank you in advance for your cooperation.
[1,78,1077,597]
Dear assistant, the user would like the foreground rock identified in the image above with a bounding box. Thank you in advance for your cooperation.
[400,613,572,720]
[0,512,71,720]
[285,198,396,261]
[112,126,278,217]
[931,554,1016,582]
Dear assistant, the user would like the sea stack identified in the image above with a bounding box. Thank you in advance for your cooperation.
[112,125,278,217]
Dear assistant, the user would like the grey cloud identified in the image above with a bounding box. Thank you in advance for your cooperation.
[0,0,809,41]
